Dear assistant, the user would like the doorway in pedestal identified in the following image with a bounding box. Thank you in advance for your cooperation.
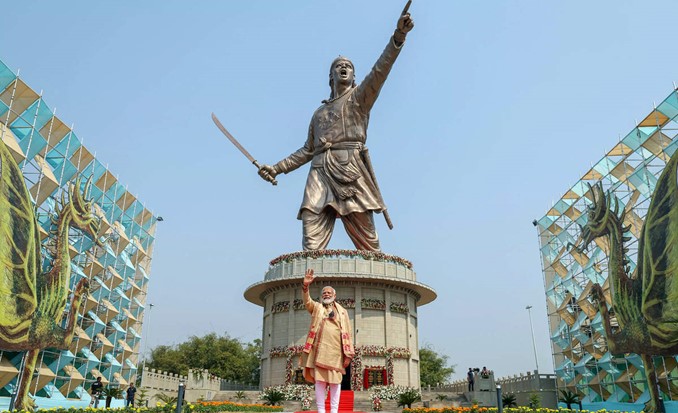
[341,365,351,390]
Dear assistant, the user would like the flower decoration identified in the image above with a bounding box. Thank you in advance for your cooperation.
[361,298,386,310]
[271,301,290,314]
[301,396,313,411]
[336,298,355,309]
[349,345,411,390]
[372,396,382,412]
[260,384,313,402]
[268,345,305,384]
[269,249,413,270]
[390,302,409,314]
[369,385,419,401]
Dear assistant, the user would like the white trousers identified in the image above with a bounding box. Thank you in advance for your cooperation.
[315,381,341,413]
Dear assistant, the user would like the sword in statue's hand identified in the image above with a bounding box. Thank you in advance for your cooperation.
[211,113,277,185]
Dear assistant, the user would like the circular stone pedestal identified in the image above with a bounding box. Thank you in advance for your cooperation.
[244,250,436,390]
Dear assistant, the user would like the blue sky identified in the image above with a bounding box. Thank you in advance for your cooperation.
[4,0,678,381]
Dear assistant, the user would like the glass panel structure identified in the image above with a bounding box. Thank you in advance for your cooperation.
[537,85,678,410]
[0,59,158,407]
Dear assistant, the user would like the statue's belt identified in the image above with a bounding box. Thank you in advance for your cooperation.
[313,141,365,156]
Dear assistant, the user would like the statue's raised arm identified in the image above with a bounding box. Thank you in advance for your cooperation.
[258,4,415,252]
[353,11,414,114]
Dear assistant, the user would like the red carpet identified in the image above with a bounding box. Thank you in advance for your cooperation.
[297,390,365,413]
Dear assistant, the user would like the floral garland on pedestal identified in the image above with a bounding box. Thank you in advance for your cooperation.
[350,345,412,390]
[272,344,411,389]
[292,298,355,310]
[271,301,290,314]
[361,298,386,310]
[389,302,409,314]
[336,298,355,309]
[350,347,364,390]
[269,249,413,270]
[269,345,305,384]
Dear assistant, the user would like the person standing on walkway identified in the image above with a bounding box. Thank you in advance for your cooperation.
[126,382,137,407]
[90,377,103,408]
[467,368,475,392]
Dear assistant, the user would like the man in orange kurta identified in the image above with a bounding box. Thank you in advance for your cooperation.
[301,269,354,413]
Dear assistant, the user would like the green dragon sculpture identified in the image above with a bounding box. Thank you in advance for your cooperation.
[573,149,678,413]
[0,137,102,411]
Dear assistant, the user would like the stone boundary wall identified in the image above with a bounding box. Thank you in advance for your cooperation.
[427,371,557,409]
[140,368,223,404]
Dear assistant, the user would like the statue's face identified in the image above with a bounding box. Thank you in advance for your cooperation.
[331,59,354,87]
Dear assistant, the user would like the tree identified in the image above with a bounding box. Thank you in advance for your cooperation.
[419,345,455,386]
[102,387,123,408]
[137,388,150,407]
[146,333,261,385]
[528,393,541,409]
[558,390,580,409]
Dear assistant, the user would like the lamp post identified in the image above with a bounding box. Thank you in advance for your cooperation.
[496,385,503,413]
[176,379,185,413]
[526,305,539,373]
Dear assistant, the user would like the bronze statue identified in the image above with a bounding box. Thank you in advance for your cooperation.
[257,7,414,251]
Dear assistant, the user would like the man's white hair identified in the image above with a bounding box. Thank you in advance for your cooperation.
[322,286,336,294]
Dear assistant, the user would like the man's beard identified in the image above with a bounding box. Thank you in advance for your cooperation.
[322,297,335,305]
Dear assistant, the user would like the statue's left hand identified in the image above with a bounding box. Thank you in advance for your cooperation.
[397,13,414,34]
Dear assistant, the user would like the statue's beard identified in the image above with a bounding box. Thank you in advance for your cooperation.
[322,297,335,305]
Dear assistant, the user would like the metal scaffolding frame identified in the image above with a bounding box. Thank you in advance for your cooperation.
[536,85,678,407]
[0,59,158,407]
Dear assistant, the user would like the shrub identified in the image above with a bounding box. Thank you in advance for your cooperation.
[397,388,422,409]
[260,388,285,406]
[502,393,517,408]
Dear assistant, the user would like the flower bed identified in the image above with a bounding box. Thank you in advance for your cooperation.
[2,401,285,413]
[269,250,413,270]
[404,409,621,413]
[370,385,420,401]
[260,383,314,401]
[369,385,421,411]
[196,401,284,412]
